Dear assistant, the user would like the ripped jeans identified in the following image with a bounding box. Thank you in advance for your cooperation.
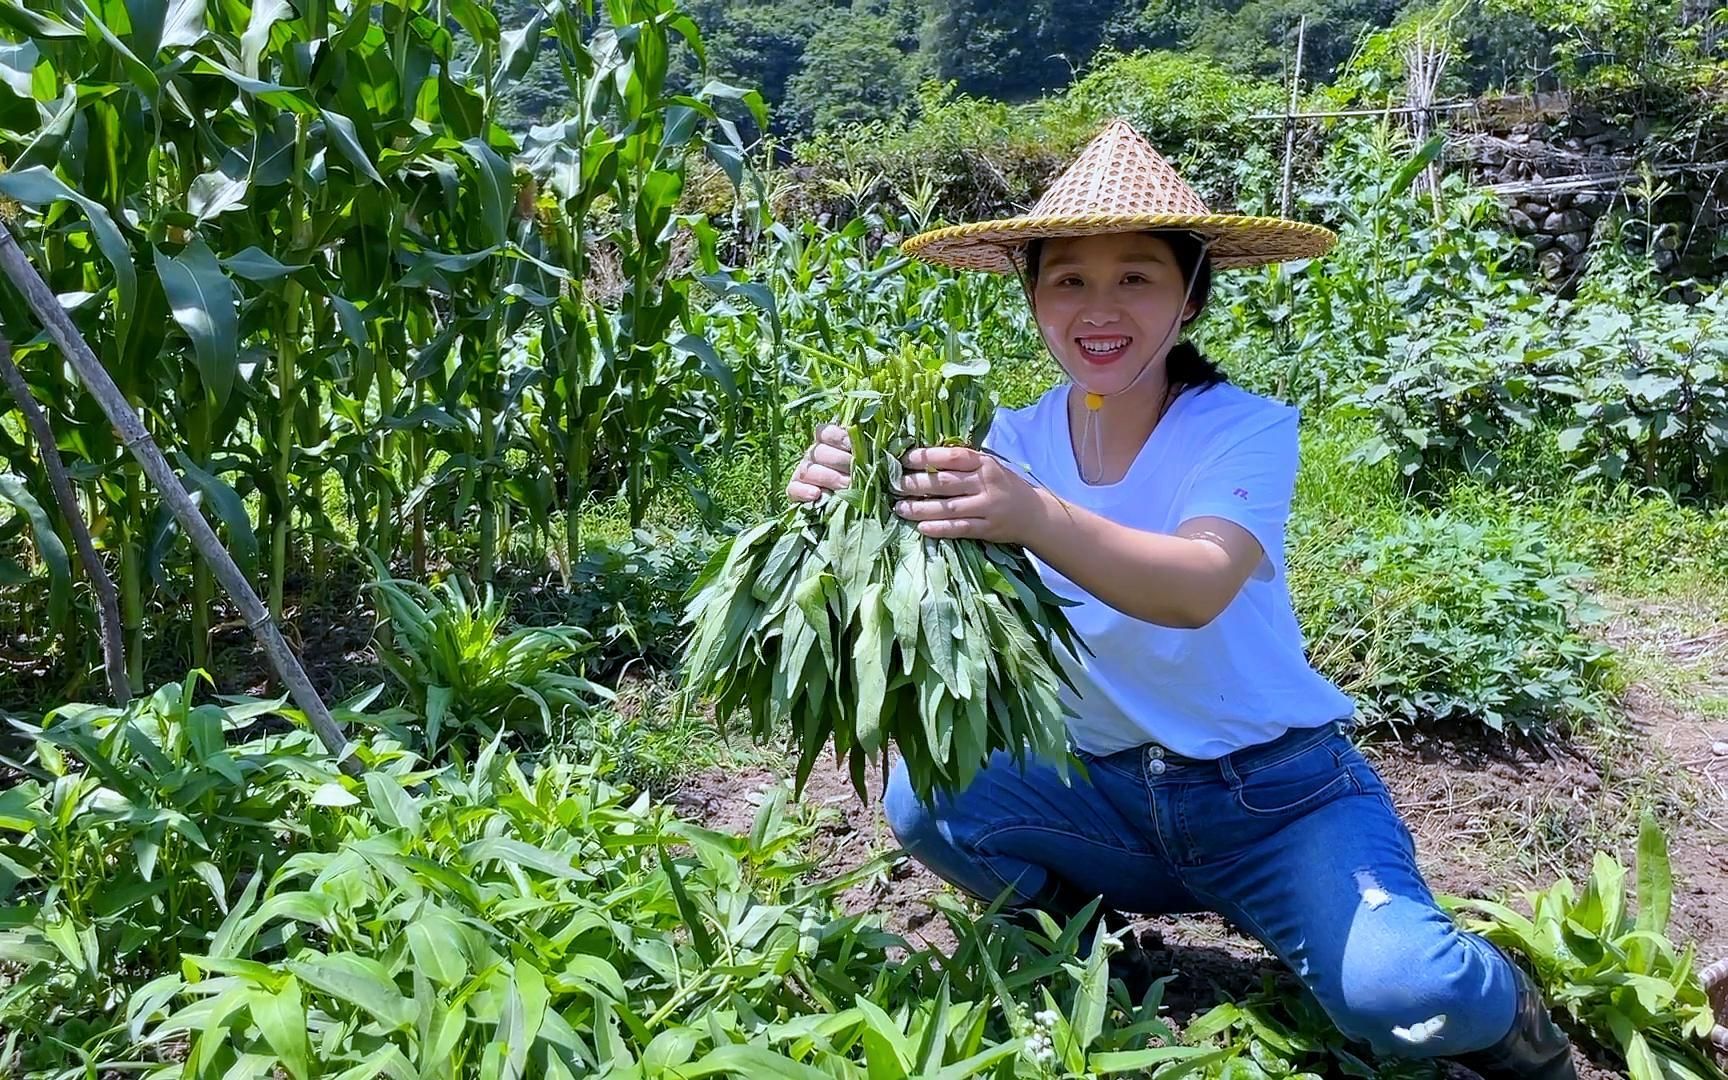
[882,720,1518,1060]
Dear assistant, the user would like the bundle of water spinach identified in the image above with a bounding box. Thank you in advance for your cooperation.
[681,341,1086,803]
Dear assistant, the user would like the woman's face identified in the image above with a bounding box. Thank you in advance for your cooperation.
[1030,231,1195,397]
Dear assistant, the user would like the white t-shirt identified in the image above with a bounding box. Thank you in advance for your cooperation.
[982,381,1356,759]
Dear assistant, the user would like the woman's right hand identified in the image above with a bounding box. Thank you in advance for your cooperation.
[786,423,853,503]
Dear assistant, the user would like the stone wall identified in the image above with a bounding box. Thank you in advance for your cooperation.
[1456,97,1727,294]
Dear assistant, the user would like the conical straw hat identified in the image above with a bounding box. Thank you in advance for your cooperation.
[901,117,1336,273]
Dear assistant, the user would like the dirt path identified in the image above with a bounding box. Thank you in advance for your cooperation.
[1597,593,1728,956]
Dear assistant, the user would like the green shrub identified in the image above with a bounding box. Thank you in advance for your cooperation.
[511,527,715,676]
[1293,512,1616,734]
[1448,816,1725,1079]
[0,677,363,1048]
[787,52,1285,235]
[368,571,610,754]
[1039,50,1287,210]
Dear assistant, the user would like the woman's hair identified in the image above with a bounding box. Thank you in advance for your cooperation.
[1021,230,1227,394]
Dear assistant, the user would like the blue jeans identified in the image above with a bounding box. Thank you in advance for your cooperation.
[882,721,1518,1060]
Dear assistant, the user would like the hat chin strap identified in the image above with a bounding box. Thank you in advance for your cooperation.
[1074,236,1212,484]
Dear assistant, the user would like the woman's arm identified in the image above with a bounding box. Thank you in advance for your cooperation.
[891,447,1266,629]
[1025,496,1263,628]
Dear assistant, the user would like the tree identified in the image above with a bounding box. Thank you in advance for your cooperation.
[931,0,1141,99]
[678,0,844,134]
[784,7,932,131]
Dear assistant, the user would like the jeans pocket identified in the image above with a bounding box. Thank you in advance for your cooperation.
[1229,736,1356,817]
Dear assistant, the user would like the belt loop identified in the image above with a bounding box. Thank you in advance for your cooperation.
[1217,750,1241,785]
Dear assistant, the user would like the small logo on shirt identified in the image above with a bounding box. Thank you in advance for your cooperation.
[1232,487,1249,499]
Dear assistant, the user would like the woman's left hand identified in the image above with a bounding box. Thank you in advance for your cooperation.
[891,447,1049,545]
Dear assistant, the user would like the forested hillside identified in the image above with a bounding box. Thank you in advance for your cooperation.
[494,0,1621,135]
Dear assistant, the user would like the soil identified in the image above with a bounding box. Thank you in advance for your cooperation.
[666,590,1728,1080]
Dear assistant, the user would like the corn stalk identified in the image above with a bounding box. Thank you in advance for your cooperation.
[0,226,356,773]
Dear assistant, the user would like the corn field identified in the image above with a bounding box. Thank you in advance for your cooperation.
[0,0,788,687]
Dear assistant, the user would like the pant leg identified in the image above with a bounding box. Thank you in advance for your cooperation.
[883,749,1203,916]
[1170,731,1518,1060]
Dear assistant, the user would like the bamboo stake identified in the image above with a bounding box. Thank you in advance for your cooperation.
[0,223,360,775]
[1250,102,1476,121]
[0,339,130,704]
[1281,15,1307,220]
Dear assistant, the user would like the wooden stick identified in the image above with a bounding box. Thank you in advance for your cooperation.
[1280,15,1307,220]
[0,223,359,775]
[0,339,130,704]
[1249,102,1477,121]
[1482,160,1728,196]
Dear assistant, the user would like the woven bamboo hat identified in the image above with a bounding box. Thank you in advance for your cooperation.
[901,117,1336,274]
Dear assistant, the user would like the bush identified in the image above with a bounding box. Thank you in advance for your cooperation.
[1204,123,1728,504]
[510,526,715,676]
[1039,49,1287,211]
[787,82,1065,228]
[0,677,358,1046]
[786,52,1288,236]
[1293,512,1616,734]
[368,571,610,754]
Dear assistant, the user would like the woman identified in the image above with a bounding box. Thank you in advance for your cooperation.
[786,119,1576,1078]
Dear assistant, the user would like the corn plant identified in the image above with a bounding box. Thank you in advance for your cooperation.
[1449,815,1725,1080]
[0,471,69,639]
[0,0,763,689]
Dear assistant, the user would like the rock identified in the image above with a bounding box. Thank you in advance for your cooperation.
[1545,209,1589,233]
[1553,191,1575,210]
[1713,740,1728,755]
[1527,232,1557,251]
[1509,130,1531,144]
[1574,190,1609,213]
[1564,137,1584,151]
[1540,249,1568,278]
[1655,248,1680,271]
[1557,231,1591,255]
[1507,206,1538,231]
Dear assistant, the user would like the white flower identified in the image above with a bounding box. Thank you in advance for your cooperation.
[1034,1009,1059,1028]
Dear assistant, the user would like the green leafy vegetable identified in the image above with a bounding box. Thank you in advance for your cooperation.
[681,337,1085,802]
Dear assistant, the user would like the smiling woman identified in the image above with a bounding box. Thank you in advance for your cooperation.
[787,117,1582,1079]
[1020,229,1222,487]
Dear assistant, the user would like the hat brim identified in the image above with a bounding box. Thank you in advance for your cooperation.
[901,212,1337,273]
